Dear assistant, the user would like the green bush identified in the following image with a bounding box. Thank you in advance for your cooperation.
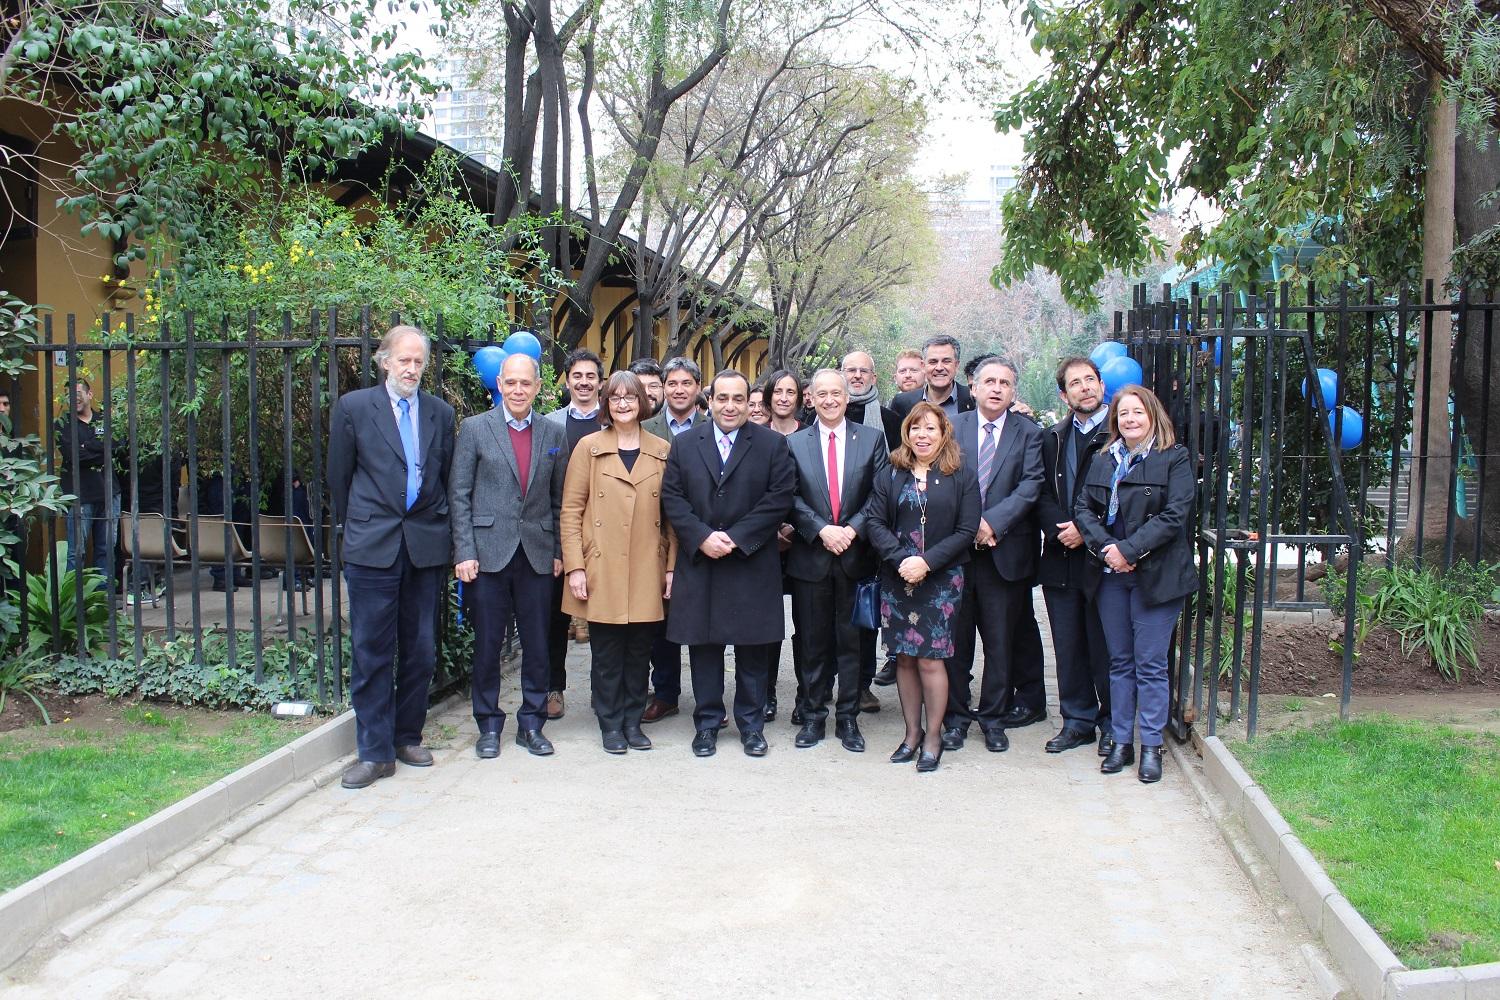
[1321,560,1492,681]
[18,542,111,658]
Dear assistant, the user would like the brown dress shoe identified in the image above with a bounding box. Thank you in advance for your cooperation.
[340,760,395,789]
[395,745,434,767]
[546,691,566,719]
[642,698,679,723]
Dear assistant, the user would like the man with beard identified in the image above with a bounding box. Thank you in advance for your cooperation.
[1036,356,1115,756]
[660,370,796,757]
[629,358,665,416]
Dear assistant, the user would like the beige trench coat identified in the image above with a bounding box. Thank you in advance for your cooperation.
[559,427,677,623]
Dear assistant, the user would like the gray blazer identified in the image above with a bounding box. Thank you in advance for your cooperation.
[953,409,1045,582]
[641,409,700,443]
[448,408,567,574]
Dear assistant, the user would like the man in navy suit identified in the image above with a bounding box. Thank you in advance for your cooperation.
[660,370,796,758]
[785,369,889,752]
[328,326,455,789]
[944,357,1046,753]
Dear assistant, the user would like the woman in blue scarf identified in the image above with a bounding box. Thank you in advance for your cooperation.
[1074,385,1196,783]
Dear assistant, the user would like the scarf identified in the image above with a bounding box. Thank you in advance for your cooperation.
[1106,437,1155,526]
[848,383,884,429]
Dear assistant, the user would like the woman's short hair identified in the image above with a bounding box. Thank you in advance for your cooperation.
[891,400,962,475]
[600,371,650,428]
[1106,385,1177,449]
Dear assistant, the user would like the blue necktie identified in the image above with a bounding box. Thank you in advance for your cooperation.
[398,398,420,511]
[977,422,996,503]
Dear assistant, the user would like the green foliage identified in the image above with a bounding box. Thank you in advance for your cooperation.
[5,0,454,267]
[436,578,475,689]
[49,627,351,711]
[16,543,111,659]
[1322,561,1493,680]
[0,656,52,724]
[995,0,1429,309]
[1236,717,1500,967]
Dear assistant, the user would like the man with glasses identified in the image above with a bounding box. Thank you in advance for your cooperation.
[628,358,665,416]
[889,335,975,421]
[893,350,926,394]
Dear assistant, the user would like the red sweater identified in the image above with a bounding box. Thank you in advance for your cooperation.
[508,423,532,493]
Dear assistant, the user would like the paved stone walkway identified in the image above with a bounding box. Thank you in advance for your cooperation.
[4,600,1324,999]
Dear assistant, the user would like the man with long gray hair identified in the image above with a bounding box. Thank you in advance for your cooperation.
[328,325,455,789]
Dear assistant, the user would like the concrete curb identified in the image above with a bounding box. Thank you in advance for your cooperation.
[1183,732,1500,1000]
[0,708,357,972]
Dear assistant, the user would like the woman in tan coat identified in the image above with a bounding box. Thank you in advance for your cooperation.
[560,371,677,754]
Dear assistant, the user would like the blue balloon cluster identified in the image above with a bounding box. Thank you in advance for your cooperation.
[471,330,546,405]
[1328,406,1364,449]
[1086,343,1143,403]
[1301,367,1339,411]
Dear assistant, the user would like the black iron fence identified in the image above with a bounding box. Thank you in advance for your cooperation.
[1114,281,1500,740]
[5,308,498,706]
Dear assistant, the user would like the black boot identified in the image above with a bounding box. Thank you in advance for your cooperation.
[1138,746,1163,783]
[1100,742,1136,774]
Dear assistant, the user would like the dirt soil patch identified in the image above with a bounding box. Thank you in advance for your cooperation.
[1257,616,1500,696]
[0,690,322,743]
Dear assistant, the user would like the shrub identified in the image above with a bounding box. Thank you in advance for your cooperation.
[1321,560,1492,681]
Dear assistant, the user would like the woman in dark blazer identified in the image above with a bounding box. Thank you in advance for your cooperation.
[866,401,980,772]
[1074,385,1197,783]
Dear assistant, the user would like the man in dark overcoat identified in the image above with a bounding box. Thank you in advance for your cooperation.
[661,369,796,758]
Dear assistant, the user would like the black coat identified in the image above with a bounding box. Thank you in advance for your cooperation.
[1036,417,1109,589]
[785,422,890,583]
[327,386,455,570]
[953,410,1044,583]
[1074,443,1197,605]
[888,382,976,421]
[661,420,796,646]
[866,464,981,575]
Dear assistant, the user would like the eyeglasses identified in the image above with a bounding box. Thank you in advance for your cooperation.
[841,366,874,376]
[608,395,638,404]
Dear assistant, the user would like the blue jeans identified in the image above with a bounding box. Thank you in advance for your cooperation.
[66,497,119,576]
[1095,573,1183,748]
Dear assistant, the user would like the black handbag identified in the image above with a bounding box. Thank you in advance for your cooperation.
[851,576,881,630]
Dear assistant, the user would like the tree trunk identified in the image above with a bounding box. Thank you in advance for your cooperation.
[1449,126,1500,560]
[1404,77,1456,564]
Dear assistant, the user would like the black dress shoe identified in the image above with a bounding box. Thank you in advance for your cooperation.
[1045,728,1096,754]
[764,698,777,722]
[889,731,923,764]
[873,658,898,686]
[1101,743,1136,774]
[340,760,395,788]
[601,730,628,755]
[983,726,1010,752]
[1139,746,1164,783]
[475,733,501,759]
[999,704,1048,728]
[940,725,966,751]
[624,726,653,751]
[692,729,718,757]
[794,720,825,748]
[741,730,768,757]
[836,719,865,752]
[916,746,943,773]
[1098,733,1117,758]
[516,729,555,756]
[790,705,805,726]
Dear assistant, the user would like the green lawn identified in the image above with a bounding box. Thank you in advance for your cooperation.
[0,707,308,892]
[1234,717,1500,969]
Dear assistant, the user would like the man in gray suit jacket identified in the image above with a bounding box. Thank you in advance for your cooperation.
[945,357,1046,753]
[450,354,568,758]
[327,326,455,789]
[785,370,889,752]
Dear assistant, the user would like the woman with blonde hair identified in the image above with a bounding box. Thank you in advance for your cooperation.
[1074,384,1196,783]
[865,401,980,772]
[560,371,677,755]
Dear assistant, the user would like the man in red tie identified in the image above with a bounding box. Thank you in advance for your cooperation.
[784,369,891,752]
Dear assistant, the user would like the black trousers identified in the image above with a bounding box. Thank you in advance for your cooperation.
[467,549,553,733]
[766,594,804,705]
[546,575,570,692]
[946,555,1046,729]
[343,541,441,763]
[790,564,863,724]
[1044,584,1111,734]
[689,642,772,733]
[649,612,683,704]
[589,621,655,732]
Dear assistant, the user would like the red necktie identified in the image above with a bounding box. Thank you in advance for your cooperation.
[827,430,840,524]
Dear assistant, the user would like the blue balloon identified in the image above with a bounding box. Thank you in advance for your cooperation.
[503,330,543,360]
[473,345,507,389]
[1302,368,1339,411]
[1100,355,1144,400]
[1200,336,1224,365]
[1328,406,1363,449]
[1090,341,1128,368]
